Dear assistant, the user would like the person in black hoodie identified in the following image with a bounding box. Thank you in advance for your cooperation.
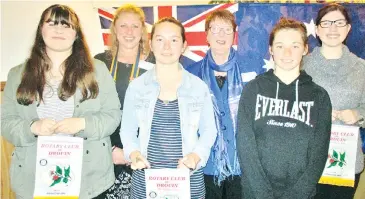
[237,18,332,199]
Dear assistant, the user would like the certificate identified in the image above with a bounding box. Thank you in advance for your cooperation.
[33,136,83,199]
[319,124,359,187]
[145,168,190,199]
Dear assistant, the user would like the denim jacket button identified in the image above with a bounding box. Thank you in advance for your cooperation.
[222,125,227,130]
[221,111,225,116]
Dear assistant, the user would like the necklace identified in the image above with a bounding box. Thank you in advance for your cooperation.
[162,100,170,105]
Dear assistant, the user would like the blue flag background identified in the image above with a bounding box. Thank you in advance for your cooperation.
[233,4,365,153]
[98,3,365,75]
[235,3,365,75]
[98,3,365,151]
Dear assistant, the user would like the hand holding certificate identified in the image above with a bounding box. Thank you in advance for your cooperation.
[31,117,86,136]
[31,118,57,136]
[130,150,151,170]
[54,118,85,135]
[177,152,201,171]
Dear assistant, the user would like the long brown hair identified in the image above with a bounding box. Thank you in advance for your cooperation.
[16,4,98,105]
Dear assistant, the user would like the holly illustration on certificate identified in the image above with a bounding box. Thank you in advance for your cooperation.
[319,124,359,187]
[33,136,83,198]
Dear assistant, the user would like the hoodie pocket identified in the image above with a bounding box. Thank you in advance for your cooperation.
[260,141,308,186]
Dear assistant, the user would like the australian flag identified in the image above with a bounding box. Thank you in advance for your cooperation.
[236,3,365,74]
[97,3,365,78]
[97,3,239,68]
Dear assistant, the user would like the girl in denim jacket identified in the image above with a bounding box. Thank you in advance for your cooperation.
[120,17,217,199]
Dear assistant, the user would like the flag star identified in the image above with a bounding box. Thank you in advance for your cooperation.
[304,19,316,38]
[263,56,275,71]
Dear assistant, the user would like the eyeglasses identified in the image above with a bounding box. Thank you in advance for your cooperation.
[209,25,234,35]
[319,19,348,28]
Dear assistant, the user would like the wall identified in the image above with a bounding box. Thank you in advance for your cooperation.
[1,1,365,199]
[1,1,211,198]
[0,0,210,82]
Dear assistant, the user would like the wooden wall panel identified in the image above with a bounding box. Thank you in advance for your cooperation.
[1,137,15,199]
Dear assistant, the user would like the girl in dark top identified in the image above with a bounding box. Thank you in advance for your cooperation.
[237,18,332,199]
[94,4,155,199]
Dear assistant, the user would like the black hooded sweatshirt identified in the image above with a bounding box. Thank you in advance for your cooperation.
[237,69,332,199]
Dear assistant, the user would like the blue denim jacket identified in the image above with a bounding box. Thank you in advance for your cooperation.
[120,65,217,170]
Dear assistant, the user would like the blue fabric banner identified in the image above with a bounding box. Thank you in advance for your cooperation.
[98,3,364,77]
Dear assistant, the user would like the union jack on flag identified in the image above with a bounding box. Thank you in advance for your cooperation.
[97,3,365,73]
[97,3,239,66]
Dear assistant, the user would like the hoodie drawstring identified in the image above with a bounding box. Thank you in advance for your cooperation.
[295,80,299,103]
[276,80,299,106]
[295,80,299,109]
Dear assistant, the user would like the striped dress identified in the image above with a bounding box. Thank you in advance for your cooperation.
[131,99,205,199]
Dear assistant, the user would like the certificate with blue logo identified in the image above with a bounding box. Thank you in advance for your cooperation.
[145,168,190,199]
[33,136,83,199]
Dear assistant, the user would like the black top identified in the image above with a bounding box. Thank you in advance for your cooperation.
[215,75,227,89]
[94,50,155,149]
[237,69,332,199]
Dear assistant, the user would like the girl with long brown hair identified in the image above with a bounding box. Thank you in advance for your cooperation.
[1,4,121,198]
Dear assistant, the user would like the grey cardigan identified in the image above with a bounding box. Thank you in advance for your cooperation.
[303,46,365,174]
[1,59,121,198]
